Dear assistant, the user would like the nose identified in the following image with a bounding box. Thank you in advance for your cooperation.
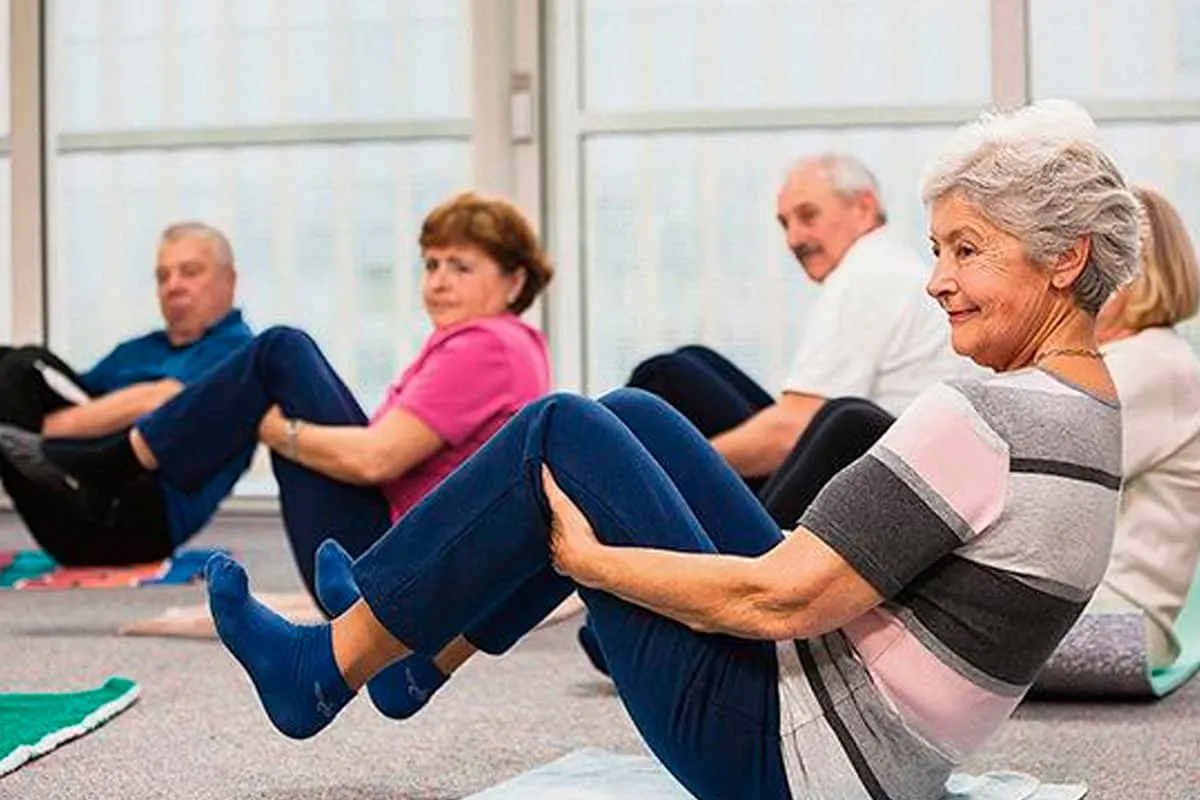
[426,264,451,291]
[161,273,184,294]
[926,254,956,300]
[784,222,805,251]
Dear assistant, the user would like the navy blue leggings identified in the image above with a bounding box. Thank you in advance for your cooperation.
[352,390,791,800]
[138,326,393,598]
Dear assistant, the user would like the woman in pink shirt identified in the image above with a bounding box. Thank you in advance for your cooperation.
[3,191,553,618]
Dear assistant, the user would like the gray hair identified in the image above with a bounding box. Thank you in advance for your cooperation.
[919,100,1141,314]
[791,153,888,224]
[159,221,235,270]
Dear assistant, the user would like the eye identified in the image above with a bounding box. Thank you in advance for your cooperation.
[424,259,438,273]
[930,243,941,258]
[955,243,978,259]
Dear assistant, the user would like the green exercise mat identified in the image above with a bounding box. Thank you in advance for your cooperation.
[0,677,140,777]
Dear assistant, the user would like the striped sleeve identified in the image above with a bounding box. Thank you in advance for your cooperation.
[800,384,1009,597]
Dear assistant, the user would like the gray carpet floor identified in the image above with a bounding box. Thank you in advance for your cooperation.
[1,512,1197,799]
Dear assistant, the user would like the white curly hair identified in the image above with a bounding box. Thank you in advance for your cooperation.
[920,100,1142,314]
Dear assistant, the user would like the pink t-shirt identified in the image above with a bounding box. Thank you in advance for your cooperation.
[368,314,550,521]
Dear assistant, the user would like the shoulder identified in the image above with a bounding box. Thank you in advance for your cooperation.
[841,227,927,274]
[831,228,931,303]
[948,369,1122,467]
[430,315,546,355]
[110,329,167,356]
[1106,327,1200,380]
[1107,328,1200,418]
[206,309,254,341]
[884,380,1008,454]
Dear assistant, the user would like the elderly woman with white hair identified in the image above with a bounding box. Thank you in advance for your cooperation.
[201,100,1140,800]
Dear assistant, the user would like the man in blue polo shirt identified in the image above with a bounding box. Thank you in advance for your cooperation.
[0,221,255,565]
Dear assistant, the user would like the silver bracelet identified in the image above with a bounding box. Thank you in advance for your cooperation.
[284,418,302,459]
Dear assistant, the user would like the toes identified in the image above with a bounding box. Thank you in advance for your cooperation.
[206,555,249,598]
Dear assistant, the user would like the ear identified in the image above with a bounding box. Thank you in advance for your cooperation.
[507,266,528,306]
[1048,236,1090,291]
[853,191,882,226]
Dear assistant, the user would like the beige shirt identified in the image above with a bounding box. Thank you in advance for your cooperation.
[1100,327,1200,663]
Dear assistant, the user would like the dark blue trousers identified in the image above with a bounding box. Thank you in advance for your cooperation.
[352,390,791,800]
[628,345,894,526]
[628,345,773,488]
[138,326,393,597]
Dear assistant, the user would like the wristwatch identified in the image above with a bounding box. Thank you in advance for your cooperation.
[285,417,302,459]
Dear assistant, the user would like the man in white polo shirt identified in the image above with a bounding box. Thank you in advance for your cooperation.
[628,153,971,511]
[579,153,974,677]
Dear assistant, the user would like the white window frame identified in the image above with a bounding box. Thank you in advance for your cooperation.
[8,0,1200,502]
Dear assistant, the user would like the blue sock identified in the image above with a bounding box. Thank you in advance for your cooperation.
[314,540,448,719]
[207,554,354,739]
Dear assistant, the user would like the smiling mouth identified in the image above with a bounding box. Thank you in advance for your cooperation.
[946,309,978,322]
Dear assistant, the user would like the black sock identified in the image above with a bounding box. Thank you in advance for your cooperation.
[42,432,147,492]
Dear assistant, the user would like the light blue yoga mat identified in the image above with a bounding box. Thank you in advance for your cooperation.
[1151,564,1200,695]
[466,748,1087,800]
[1032,565,1200,699]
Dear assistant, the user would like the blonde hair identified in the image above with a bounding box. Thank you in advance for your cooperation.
[1121,187,1200,329]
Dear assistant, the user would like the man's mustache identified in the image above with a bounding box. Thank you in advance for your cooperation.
[792,243,821,261]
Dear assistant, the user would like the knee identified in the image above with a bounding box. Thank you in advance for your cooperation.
[524,391,595,418]
[675,344,719,361]
[251,326,326,384]
[0,346,54,382]
[255,326,322,362]
[257,325,316,350]
[818,397,891,427]
[517,391,608,434]
[627,352,686,388]
[7,345,53,368]
[598,387,667,419]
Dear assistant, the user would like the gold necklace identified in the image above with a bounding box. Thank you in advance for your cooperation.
[1034,347,1103,366]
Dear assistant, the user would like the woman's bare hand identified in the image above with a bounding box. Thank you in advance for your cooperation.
[543,464,603,584]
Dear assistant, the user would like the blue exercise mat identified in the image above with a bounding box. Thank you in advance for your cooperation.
[466,748,1087,800]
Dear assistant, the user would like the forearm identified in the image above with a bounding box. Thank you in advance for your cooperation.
[42,380,183,437]
[576,545,791,638]
[711,395,824,477]
[261,418,383,486]
[711,410,797,477]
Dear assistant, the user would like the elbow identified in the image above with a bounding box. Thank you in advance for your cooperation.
[353,451,395,486]
[745,568,814,641]
[41,411,76,437]
[767,431,798,472]
[771,412,808,460]
[149,379,184,409]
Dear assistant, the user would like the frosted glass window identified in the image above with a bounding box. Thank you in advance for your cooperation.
[55,0,469,132]
[53,142,470,406]
[583,0,991,112]
[582,127,950,393]
[1030,0,1200,101]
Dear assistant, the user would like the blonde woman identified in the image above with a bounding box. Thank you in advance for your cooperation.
[1092,186,1200,669]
